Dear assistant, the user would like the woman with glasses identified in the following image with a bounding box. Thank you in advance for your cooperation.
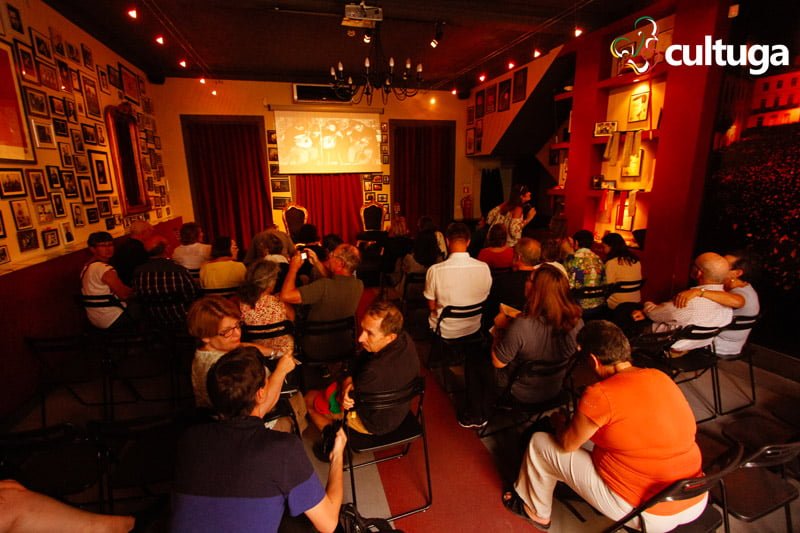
[187,296,295,411]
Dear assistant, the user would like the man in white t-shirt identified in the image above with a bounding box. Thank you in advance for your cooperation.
[172,222,212,270]
[80,232,134,330]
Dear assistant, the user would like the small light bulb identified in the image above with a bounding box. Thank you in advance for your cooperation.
[179,60,187,68]
[155,35,165,45]
[479,74,486,82]
[430,97,436,105]
[127,8,138,19]
[574,27,583,38]
[508,62,515,70]
[199,78,206,84]
[211,89,217,96]
[533,49,542,58]
[451,89,457,95]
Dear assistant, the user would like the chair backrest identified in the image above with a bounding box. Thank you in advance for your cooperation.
[201,287,239,298]
[603,442,744,533]
[187,268,201,280]
[676,324,723,343]
[76,293,125,310]
[612,279,645,293]
[630,328,685,359]
[741,442,800,469]
[724,314,760,332]
[241,320,294,342]
[570,284,610,302]
[402,271,427,297]
[298,316,357,361]
[282,203,308,240]
[435,301,485,335]
[360,202,385,232]
[352,376,425,412]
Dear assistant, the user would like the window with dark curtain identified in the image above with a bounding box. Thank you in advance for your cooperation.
[391,120,455,234]
[295,174,362,244]
[181,116,271,251]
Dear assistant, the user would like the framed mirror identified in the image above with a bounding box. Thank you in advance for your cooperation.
[104,102,150,215]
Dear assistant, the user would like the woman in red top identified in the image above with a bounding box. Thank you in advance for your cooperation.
[503,320,705,532]
[477,224,514,271]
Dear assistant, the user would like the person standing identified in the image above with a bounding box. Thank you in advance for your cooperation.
[486,184,536,247]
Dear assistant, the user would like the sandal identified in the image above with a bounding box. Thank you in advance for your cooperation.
[502,490,551,531]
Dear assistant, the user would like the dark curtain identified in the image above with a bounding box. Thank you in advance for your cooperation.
[181,117,271,250]
[295,174,362,244]
[480,167,504,218]
[391,121,455,233]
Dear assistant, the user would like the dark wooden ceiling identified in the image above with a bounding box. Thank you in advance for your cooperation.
[43,0,652,91]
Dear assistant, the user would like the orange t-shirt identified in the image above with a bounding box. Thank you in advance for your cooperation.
[579,368,703,515]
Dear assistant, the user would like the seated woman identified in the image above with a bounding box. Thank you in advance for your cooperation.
[172,222,211,270]
[199,236,246,289]
[186,296,295,428]
[478,224,514,271]
[80,231,135,330]
[238,259,295,356]
[601,232,642,313]
[504,320,705,532]
[400,230,441,296]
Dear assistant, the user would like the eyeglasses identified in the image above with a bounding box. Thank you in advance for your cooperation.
[217,321,243,338]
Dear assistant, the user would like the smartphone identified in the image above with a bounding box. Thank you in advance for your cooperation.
[300,251,308,260]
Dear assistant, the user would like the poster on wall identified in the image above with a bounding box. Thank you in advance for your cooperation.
[0,41,36,163]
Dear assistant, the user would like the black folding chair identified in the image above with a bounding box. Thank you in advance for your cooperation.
[668,325,724,422]
[241,320,294,347]
[345,376,432,521]
[401,271,427,315]
[201,286,239,298]
[713,314,760,415]
[429,302,487,391]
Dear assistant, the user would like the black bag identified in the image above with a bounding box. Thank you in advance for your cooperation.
[337,503,402,533]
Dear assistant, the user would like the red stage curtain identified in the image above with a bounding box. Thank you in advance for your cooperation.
[391,121,455,233]
[295,174,362,244]
[181,117,271,250]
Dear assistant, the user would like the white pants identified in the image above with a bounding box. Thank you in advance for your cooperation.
[515,433,708,533]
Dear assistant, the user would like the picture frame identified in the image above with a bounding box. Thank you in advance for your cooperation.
[81,43,94,69]
[380,144,389,155]
[621,149,644,177]
[35,201,54,224]
[363,181,371,191]
[26,169,49,201]
[49,95,66,116]
[70,129,85,153]
[6,4,23,34]
[105,217,115,230]
[81,74,102,119]
[23,86,51,119]
[70,69,81,93]
[382,175,389,184]
[42,228,60,249]
[380,122,388,133]
[0,212,5,238]
[65,42,80,64]
[497,79,512,112]
[466,128,475,155]
[593,121,619,137]
[30,28,54,63]
[266,130,277,145]
[628,92,650,123]
[0,245,9,265]
[380,133,388,144]
[108,65,121,89]
[14,40,39,84]
[381,154,389,165]
[78,175,95,204]
[17,229,39,252]
[64,97,78,123]
[119,63,141,105]
[271,196,289,210]
[71,203,85,226]
[61,171,78,198]
[512,67,527,103]
[372,176,382,183]
[56,59,72,92]
[61,222,75,244]
[373,183,382,191]
[267,147,279,162]
[0,169,27,198]
[95,125,106,146]
[615,202,635,231]
[10,199,33,229]
[97,66,111,94]
[51,191,67,217]
[475,89,485,118]
[475,119,483,137]
[96,196,112,216]
[270,179,290,193]
[86,207,100,224]
[269,164,280,176]
[53,118,69,137]
[600,179,617,190]
[58,142,74,167]
[81,123,98,145]
[46,166,62,189]
[37,60,59,90]
[88,150,114,193]
[365,193,375,202]
[467,106,474,125]
[377,193,388,202]
[1,41,36,163]
[485,84,496,114]
[72,153,88,174]
[49,26,65,57]
[30,119,57,149]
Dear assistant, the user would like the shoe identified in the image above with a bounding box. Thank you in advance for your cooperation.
[458,417,488,429]
[502,490,551,531]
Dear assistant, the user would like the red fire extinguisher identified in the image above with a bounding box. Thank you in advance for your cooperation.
[460,194,473,220]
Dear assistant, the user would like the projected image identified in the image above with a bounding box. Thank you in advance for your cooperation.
[274,111,382,174]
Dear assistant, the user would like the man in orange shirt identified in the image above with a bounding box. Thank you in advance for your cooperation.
[503,320,705,532]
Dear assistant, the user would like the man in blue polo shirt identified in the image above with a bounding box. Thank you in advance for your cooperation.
[172,347,346,533]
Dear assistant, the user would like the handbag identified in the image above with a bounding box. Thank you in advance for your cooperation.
[337,503,402,533]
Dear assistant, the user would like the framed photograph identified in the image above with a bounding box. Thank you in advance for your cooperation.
[373,183,382,192]
[30,28,54,63]
[267,147,279,162]
[381,154,389,165]
[615,202,635,231]
[379,133,387,144]
[65,42,80,64]
[269,164,280,176]
[51,191,67,217]
[10,199,33,229]
[64,97,78,123]
[512,67,528,103]
[6,4,23,34]
[42,228,59,249]
[497,79,512,112]
[35,201,54,224]
[381,144,389,155]
[0,212,5,238]
[81,43,94,69]
[88,150,114,193]
[53,118,68,137]
[23,86,50,119]
[1,42,36,164]
[119,63,141,105]
[104,217,115,230]
[380,122,388,133]
[81,123,98,145]
[485,84,496,114]
[71,153,88,174]
[61,221,75,244]
[363,181,371,192]
[621,149,644,177]
[628,92,650,123]
[70,129,85,154]
[601,179,617,190]
[0,246,9,265]
[71,203,85,226]
[14,40,39,84]
[270,179,290,193]
[30,119,57,149]
[96,196,112,216]
[271,196,289,210]
[382,175,389,184]
[81,74,102,119]
[593,121,619,137]
[0,169,27,198]
[365,193,375,202]
[377,193,388,202]
[372,175,382,183]
[467,106,475,125]
[475,119,483,137]
[86,207,99,224]
[61,171,78,198]
[58,142,74,168]
[266,130,277,145]
[95,125,107,146]
[466,128,475,155]
[108,65,121,89]
[37,60,59,90]
[26,169,48,201]
[70,69,81,92]
[475,89,485,118]
[50,26,65,57]
[49,96,66,116]
[45,166,62,189]
[17,229,39,252]
[97,66,111,94]
[56,59,72,92]
[78,175,95,204]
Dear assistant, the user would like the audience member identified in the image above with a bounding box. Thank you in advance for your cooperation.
[244,225,295,266]
[564,229,606,314]
[633,252,733,351]
[172,222,211,270]
[484,237,541,322]
[133,236,198,329]
[486,184,536,247]
[111,220,153,286]
[80,231,135,330]
[417,216,447,258]
[186,296,294,411]
[199,236,246,289]
[601,232,642,310]
[673,250,759,356]
[388,202,409,237]
[262,233,289,264]
[239,260,295,356]
[478,224,514,271]
[504,321,705,532]
[172,347,344,533]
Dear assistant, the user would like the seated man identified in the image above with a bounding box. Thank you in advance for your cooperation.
[111,220,153,286]
[305,301,420,442]
[280,243,364,359]
[563,229,606,314]
[635,252,733,352]
[504,320,706,532]
[172,347,345,533]
[80,231,135,331]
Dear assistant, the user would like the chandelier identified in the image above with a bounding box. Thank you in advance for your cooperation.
[330,26,423,105]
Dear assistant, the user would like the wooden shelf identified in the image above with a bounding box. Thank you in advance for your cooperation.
[551,142,570,150]
[597,62,668,90]
[554,91,574,102]
[590,129,660,144]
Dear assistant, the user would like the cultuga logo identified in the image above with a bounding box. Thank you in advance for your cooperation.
[611,16,790,76]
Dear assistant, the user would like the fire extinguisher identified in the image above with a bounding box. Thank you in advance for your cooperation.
[460,194,473,220]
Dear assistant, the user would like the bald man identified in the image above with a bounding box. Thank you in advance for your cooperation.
[638,252,733,351]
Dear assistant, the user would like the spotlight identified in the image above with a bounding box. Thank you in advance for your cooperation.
[127,8,138,19]
[362,29,372,44]
[211,89,217,96]
[508,62,515,70]
[429,97,436,104]
[478,74,486,82]
[199,78,206,84]
[155,35,165,45]
[179,59,187,68]
[430,21,444,49]
[574,27,583,37]
[451,88,457,95]
[533,49,542,58]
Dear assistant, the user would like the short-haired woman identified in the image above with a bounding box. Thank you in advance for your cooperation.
[172,222,211,270]
[199,236,246,289]
[238,259,295,357]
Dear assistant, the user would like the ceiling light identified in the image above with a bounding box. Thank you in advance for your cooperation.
[127,8,138,19]
[508,62,515,70]
[451,88,457,95]
[574,27,583,38]
[478,74,486,82]
[430,21,444,49]
[362,29,372,44]
[211,89,217,96]
[199,78,206,84]
[155,35,165,45]
[429,97,436,104]
[533,49,542,58]
[179,59,187,68]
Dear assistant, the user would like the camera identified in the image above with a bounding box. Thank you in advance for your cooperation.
[300,251,308,260]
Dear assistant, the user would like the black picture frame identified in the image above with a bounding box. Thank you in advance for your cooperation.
[485,84,496,114]
[119,63,141,105]
[9,199,33,230]
[270,179,290,193]
[23,86,51,119]
[30,27,54,63]
[71,203,85,226]
[46,165,62,189]
[14,40,39,84]
[475,89,485,118]
[0,212,6,239]
[108,65,121,89]
[512,67,527,103]
[26,169,48,201]
[42,228,60,249]
[78,175,95,204]
[86,207,100,224]
[17,229,39,252]
[37,60,59,90]
[6,4,23,34]
[88,150,114,193]
[272,196,289,210]
[96,196,112,216]
[81,73,102,119]
[53,118,69,137]
[266,130,277,145]
[0,169,27,198]
[81,123,98,145]
[51,191,67,217]
[497,79,511,112]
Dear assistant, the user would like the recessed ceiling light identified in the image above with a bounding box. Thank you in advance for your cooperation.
[533,49,542,58]
[574,27,583,38]
[179,60,187,68]
[508,62,515,70]
[127,8,138,19]
[155,35,165,45]
[478,74,486,82]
